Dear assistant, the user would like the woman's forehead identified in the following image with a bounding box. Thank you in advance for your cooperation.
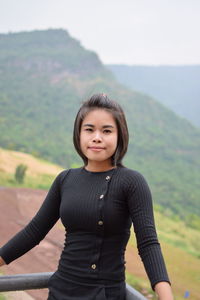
[83,109,116,123]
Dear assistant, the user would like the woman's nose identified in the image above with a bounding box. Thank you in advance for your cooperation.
[92,131,102,142]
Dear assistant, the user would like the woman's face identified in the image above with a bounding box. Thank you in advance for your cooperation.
[80,109,118,168]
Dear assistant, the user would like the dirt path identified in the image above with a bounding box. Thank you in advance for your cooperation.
[0,187,65,300]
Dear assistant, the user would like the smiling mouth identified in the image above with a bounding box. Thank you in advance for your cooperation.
[88,147,105,151]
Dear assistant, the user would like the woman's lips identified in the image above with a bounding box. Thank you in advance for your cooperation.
[88,147,105,152]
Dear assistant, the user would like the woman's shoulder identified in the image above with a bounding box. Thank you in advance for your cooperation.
[54,168,71,184]
[117,167,151,201]
[56,167,83,181]
[118,166,150,190]
[118,166,147,181]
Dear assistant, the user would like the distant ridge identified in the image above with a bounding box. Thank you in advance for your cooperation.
[107,64,200,127]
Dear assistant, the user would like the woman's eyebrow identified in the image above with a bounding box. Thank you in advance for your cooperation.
[83,124,114,128]
[102,125,114,128]
[82,124,94,127]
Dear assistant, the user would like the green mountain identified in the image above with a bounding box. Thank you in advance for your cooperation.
[107,64,200,128]
[0,29,200,221]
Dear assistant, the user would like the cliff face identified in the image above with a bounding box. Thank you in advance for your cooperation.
[0,29,110,78]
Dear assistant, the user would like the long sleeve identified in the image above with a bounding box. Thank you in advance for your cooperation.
[126,171,171,290]
[0,170,69,264]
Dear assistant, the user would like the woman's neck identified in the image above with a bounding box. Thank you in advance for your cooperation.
[85,161,116,172]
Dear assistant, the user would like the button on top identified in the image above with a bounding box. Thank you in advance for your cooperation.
[91,264,96,269]
[106,176,110,180]
[98,220,103,225]
[99,194,104,199]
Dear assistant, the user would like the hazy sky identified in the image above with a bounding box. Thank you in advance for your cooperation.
[1,0,200,65]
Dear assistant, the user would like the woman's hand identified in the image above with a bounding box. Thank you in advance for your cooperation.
[154,281,174,300]
[0,256,6,267]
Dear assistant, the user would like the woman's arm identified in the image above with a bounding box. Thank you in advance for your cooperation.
[154,281,173,300]
[0,256,5,267]
[126,170,172,295]
[0,170,69,265]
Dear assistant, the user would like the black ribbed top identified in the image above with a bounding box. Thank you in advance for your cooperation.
[0,166,170,290]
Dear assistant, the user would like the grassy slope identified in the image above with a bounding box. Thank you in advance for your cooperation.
[0,147,63,189]
[127,236,200,300]
[126,209,200,300]
[0,148,199,299]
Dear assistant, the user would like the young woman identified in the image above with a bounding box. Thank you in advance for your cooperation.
[0,94,173,299]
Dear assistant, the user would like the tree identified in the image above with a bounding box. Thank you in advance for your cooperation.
[15,164,27,184]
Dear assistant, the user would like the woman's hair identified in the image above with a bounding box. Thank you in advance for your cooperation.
[73,93,129,167]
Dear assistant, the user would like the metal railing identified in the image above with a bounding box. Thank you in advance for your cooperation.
[0,272,147,300]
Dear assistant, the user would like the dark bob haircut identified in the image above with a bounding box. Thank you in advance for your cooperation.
[73,93,129,167]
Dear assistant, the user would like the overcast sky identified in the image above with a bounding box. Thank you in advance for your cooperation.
[1,0,200,65]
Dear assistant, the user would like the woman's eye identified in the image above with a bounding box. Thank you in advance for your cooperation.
[85,128,92,131]
[104,130,112,133]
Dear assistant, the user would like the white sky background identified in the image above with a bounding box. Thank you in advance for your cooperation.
[0,0,200,65]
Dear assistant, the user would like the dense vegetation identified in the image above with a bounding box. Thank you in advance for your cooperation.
[0,29,200,222]
[107,64,200,128]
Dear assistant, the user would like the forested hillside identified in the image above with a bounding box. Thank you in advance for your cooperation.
[107,64,200,127]
[0,29,200,222]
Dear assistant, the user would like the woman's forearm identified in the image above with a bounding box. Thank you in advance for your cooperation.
[0,256,6,267]
[154,281,173,300]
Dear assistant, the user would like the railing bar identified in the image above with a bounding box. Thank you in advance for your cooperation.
[0,272,147,299]
[0,272,52,292]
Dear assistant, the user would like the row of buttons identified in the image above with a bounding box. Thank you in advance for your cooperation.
[91,176,111,271]
[99,176,110,200]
